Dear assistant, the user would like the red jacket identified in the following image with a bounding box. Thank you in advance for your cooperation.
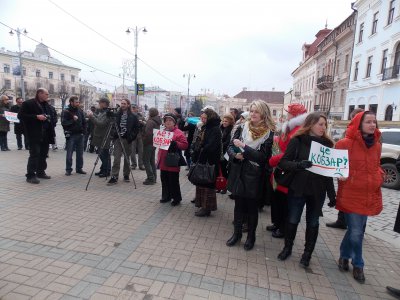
[157,126,188,172]
[335,112,383,216]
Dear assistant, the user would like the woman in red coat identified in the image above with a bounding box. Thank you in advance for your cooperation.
[335,111,383,284]
[267,103,307,238]
[158,113,188,206]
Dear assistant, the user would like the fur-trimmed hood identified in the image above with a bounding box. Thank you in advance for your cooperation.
[281,113,308,134]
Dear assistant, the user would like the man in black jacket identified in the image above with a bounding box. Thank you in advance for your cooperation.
[10,97,29,150]
[18,88,56,184]
[108,99,139,185]
[62,96,87,176]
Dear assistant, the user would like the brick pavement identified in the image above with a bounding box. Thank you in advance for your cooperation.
[0,133,399,299]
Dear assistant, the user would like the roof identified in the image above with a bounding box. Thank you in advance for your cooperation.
[303,28,332,60]
[233,90,284,104]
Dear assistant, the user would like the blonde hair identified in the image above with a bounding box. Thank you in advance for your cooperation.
[222,113,235,125]
[249,100,276,131]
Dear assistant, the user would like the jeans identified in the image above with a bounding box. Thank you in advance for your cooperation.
[99,148,111,175]
[27,140,49,178]
[143,144,156,181]
[111,138,132,177]
[287,192,324,227]
[65,134,84,172]
[340,213,368,268]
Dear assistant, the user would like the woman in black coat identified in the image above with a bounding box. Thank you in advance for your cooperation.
[277,112,336,268]
[218,113,235,193]
[226,100,275,251]
[191,108,222,217]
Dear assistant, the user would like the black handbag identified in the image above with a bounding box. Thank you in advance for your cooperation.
[165,152,180,167]
[273,167,296,187]
[188,162,215,185]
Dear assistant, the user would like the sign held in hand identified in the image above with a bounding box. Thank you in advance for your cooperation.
[308,141,349,178]
[4,111,20,123]
[153,129,174,150]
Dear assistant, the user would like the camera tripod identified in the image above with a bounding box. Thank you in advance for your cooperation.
[85,119,137,190]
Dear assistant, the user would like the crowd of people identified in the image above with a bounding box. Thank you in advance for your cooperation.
[1,88,399,292]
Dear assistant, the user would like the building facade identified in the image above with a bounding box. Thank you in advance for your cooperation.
[345,0,400,121]
[0,43,80,111]
[314,12,357,120]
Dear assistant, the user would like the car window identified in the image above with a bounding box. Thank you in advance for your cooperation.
[381,132,400,146]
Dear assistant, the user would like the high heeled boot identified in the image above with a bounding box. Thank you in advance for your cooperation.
[226,212,243,246]
[299,225,319,268]
[244,214,258,251]
[277,223,298,260]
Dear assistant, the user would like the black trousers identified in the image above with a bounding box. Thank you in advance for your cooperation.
[0,131,8,150]
[16,133,29,149]
[27,140,49,178]
[234,196,258,216]
[272,190,288,231]
[161,170,182,202]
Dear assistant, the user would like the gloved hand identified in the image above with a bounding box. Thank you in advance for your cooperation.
[328,197,336,208]
[297,160,313,169]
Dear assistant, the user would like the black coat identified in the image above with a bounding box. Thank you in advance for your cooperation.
[183,122,196,157]
[17,98,56,144]
[395,203,400,233]
[61,105,87,135]
[113,110,139,144]
[10,104,24,135]
[221,124,233,154]
[227,125,274,200]
[279,134,336,215]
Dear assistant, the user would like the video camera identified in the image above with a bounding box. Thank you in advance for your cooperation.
[105,107,118,118]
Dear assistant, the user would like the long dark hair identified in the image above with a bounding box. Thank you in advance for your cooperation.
[294,112,333,144]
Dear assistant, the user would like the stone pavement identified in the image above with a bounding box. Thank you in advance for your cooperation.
[0,135,399,299]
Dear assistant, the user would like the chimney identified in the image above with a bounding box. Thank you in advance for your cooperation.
[242,87,247,91]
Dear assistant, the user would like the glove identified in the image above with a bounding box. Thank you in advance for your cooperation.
[328,197,336,208]
[297,160,313,169]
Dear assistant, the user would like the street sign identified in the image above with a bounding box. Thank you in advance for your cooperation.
[137,83,145,95]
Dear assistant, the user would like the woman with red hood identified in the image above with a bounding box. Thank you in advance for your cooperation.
[335,111,384,284]
[267,103,308,238]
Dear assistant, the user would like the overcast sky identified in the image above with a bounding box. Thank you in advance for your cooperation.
[0,0,354,97]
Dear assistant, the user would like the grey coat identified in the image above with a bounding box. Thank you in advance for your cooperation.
[90,109,112,149]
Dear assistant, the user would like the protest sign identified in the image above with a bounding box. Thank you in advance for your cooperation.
[4,111,20,123]
[308,141,349,178]
[153,129,174,150]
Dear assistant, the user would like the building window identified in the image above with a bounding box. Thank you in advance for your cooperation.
[49,72,53,79]
[49,99,55,106]
[366,56,373,78]
[385,105,393,121]
[340,89,345,106]
[22,67,26,76]
[36,69,41,77]
[354,62,359,81]
[358,23,364,43]
[372,12,379,35]
[358,105,365,110]
[23,81,27,91]
[71,87,76,94]
[381,49,388,74]
[4,79,11,89]
[344,54,349,71]
[49,84,54,93]
[60,73,65,81]
[3,64,10,73]
[369,104,378,114]
[348,105,355,119]
[71,75,75,83]
[272,109,276,116]
[36,82,41,89]
[336,59,340,75]
[388,0,395,25]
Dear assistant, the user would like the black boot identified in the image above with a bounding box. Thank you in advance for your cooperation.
[299,225,319,268]
[244,214,258,251]
[226,212,243,247]
[278,223,298,260]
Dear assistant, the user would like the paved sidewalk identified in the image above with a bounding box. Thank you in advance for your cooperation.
[0,142,399,299]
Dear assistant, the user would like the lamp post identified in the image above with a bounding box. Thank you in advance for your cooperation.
[126,26,147,106]
[9,28,27,100]
[183,73,195,113]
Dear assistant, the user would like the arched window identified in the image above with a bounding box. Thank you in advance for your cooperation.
[385,105,393,121]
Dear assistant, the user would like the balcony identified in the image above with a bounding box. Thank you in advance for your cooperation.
[317,75,333,90]
[314,104,330,114]
[382,65,400,81]
[294,91,301,97]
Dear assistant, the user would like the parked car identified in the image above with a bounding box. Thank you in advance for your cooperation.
[380,128,400,189]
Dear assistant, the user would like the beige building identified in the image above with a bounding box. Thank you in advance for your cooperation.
[314,12,356,120]
[0,43,80,111]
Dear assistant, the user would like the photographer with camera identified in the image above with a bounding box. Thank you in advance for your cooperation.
[107,98,139,185]
[18,88,56,184]
[62,96,87,176]
[86,98,113,177]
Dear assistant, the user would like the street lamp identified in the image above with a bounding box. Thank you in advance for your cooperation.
[9,28,27,100]
[183,73,195,113]
[126,26,147,106]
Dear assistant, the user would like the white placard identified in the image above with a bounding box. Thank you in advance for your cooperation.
[4,111,20,123]
[308,141,349,178]
[153,129,174,150]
